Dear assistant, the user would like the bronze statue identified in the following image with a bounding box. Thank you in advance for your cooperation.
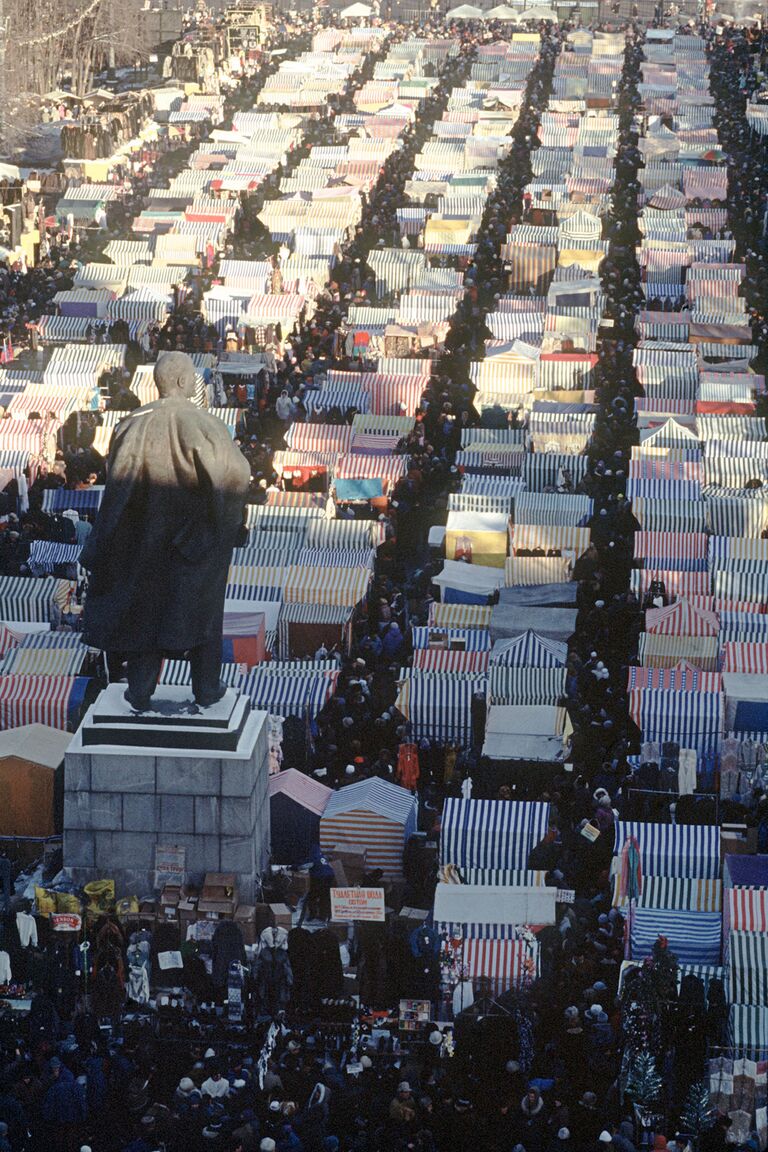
[81,352,251,710]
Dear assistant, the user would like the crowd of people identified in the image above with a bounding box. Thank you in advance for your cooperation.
[0,8,767,1152]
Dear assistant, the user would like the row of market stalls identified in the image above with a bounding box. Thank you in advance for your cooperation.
[0,28,423,728]
[612,29,768,1125]
[256,25,566,998]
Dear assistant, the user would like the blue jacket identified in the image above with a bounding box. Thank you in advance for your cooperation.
[42,1071,87,1127]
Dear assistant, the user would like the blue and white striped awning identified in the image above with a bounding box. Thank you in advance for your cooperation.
[395,674,477,743]
[627,907,721,966]
[615,820,720,880]
[487,665,567,705]
[27,540,82,575]
[411,626,491,652]
[490,631,568,668]
[159,660,244,688]
[242,668,337,719]
[440,798,550,871]
[629,688,722,755]
[41,487,104,514]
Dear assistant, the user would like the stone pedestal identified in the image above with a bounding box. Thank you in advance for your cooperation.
[63,686,270,901]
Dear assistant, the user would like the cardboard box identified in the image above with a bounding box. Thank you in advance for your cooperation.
[331,846,367,872]
[234,904,258,945]
[139,899,157,928]
[269,902,292,931]
[197,899,235,919]
[202,873,237,900]
[160,884,183,907]
[722,825,757,856]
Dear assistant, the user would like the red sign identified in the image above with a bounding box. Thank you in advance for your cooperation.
[51,913,82,932]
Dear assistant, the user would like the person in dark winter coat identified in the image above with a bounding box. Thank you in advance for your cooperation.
[41,1058,87,1152]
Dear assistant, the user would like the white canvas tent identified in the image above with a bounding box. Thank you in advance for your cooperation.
[433,883,556,926]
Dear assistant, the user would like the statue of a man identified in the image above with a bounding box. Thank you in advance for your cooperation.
[81,352,251,711]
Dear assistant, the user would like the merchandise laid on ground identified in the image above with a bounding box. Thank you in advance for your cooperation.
[0,4,766,1151]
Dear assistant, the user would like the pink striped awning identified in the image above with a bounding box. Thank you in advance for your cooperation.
[645,599,719,637]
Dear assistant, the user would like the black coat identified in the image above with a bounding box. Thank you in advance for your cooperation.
[81,396,250,652]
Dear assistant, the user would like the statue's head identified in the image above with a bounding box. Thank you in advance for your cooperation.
[154,351,197,400]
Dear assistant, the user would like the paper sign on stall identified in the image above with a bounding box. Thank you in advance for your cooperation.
[330,887,385,922]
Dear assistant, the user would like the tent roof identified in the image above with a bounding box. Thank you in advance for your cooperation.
[0,723,71,768]
[268,767,332,816]
[433,882,556,926]
[645,598,719,637]
[323,777,416,823]
[340,2,373,14]
[433,560,506,597]
[446,3,484,15]
[485,4,522,16]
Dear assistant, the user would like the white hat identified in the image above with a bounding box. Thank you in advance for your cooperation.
[558,1129,570,1140]
[429,1030,442,1046]
[398,1081,411,1093]
[588,1003,604,1017]
[261,1141,277,1152]
[345,764,356,775]
[360,1055,372,1069]
[204,1048,216,1059]
[598,1133,613,1144]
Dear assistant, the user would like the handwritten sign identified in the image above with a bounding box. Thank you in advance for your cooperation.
[154,844,186,889]
[330,887,385,922]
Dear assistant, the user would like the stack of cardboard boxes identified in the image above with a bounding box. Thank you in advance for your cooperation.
[156,872,300,945]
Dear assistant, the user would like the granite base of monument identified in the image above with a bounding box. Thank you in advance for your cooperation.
[63,687,270,901]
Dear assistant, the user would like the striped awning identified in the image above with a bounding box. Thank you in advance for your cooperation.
[612,874,721,912]
[395,674,477,743]
[320,778,417,880]
[727,931,768,1007]
[242,668,338,720]
[0,645,86,677]
[628,688,723,755]
[727,1005,768,1059]
[429,603,492,629]
[615,820,720,880]
[0,577,71,623]
[627,665,721,692]
[725,888,768,934]
[409,640,490,671]
[487,665,567,705]
[440,798,550,871]
[0,674,88,730]
[490,631,567,667]
[411,626,491,653]
[721,644,768,675]
[459,937,535,994]
[628,907,721,965]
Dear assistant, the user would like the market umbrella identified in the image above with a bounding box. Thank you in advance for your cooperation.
[446,4,484,17]
[522,4,558,17]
